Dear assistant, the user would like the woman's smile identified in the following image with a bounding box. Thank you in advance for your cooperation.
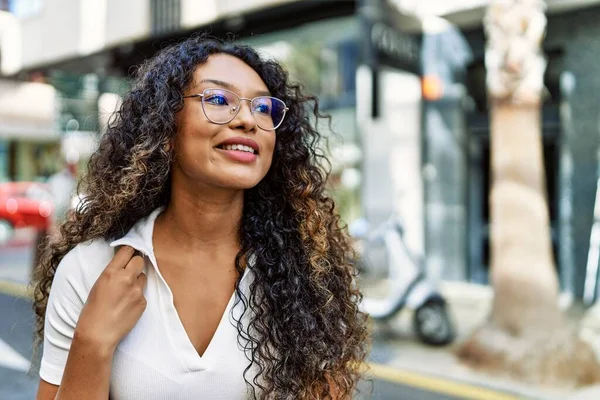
[214,136,260,163]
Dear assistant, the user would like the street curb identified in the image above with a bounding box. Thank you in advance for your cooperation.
[367,362,527,400]
[0,280,32,299]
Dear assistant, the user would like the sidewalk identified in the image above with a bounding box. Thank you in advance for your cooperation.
[367,280,600,400]
[0,227,36,297]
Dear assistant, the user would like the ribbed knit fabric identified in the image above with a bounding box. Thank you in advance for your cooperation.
[40,208,255,399]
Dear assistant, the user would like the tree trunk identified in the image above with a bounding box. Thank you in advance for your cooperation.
[489,103,561,334]
[457,0,600,387]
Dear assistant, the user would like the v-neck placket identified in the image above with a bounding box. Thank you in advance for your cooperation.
[147,250,213,372]
[151,250,251,372]
[110,208,250,374]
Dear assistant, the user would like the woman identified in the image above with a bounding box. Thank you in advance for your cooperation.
[33,36,369,400]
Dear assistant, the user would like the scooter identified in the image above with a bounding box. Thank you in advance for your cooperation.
[349,216,455,346]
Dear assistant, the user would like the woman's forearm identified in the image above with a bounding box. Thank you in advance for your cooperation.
[55,331,114,400]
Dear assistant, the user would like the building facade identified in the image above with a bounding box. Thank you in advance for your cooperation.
[13,0,599,299]
[6,0,600,300]
[0,0,427,240]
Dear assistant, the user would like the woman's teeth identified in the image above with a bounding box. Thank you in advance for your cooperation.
[223,144,256,154]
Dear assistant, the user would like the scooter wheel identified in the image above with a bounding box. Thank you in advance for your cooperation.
[413,299,455,346]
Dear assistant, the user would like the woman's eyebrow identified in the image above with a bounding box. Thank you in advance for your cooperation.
[198,78,271,97]
[199,78,237,91]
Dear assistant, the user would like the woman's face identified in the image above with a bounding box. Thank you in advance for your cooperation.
[174,53,277,190]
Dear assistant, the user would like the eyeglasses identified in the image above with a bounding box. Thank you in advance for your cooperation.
[183,88,289,131]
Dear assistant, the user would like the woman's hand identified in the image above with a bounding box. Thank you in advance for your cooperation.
[73,245,147,353]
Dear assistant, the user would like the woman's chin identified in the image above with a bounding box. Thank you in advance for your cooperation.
[217,175,263,190]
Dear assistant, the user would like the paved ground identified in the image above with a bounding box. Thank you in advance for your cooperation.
[0,293,38,400]
[0,228,35,285]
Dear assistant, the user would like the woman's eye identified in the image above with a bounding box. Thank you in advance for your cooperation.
[254,103,271,114]
[206,95,228,105]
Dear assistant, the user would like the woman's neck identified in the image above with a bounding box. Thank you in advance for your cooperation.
[155,184,244,253]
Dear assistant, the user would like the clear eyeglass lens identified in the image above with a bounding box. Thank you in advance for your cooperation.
[202,89,240,123]
[252,97,286,130]
[201,88,286,130]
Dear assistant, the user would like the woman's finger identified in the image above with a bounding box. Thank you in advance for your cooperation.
[125,255,145,276]
[106,246,136,271]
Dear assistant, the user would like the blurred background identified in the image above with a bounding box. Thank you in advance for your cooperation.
[2,0,600,399]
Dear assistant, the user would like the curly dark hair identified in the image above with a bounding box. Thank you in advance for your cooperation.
[33,34,370,399]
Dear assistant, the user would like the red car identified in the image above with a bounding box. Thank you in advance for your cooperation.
[0,182,54,231]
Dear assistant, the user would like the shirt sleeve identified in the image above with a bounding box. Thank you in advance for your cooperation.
[39,245,88,385]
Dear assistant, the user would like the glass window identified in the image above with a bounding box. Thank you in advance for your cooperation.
[240,16,363,224]
[241,16,359,110]
[10,0,44,18]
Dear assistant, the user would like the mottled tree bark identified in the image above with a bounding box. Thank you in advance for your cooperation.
[457,0,600,386]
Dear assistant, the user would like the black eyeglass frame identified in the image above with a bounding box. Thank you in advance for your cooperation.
[183,88,289,131]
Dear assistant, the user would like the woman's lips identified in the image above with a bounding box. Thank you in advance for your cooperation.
[216,148,258,163]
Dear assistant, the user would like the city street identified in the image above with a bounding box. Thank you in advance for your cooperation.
[4,0,600,399]
[0,292,38,400]
[0,241,511,400]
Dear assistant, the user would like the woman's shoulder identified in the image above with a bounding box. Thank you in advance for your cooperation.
[54,238,114,292]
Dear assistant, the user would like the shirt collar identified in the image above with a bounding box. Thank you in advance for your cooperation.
[109,207,164,257]
[109,207,257,270]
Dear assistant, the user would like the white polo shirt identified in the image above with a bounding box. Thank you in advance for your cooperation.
[41,208,256,399]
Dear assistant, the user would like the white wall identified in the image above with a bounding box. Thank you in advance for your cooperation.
[0,79,58,140]
[20,0,81,68]
[393,0,600,17]
[105,0,149,47]
[0,11,22,75]
[13,0,302,71]
[17,0,148,69]
[79,0,107,55]
[382,68,424,256]
[181,0,218,28]
[357,65,424,256]
[181,0,296,29]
